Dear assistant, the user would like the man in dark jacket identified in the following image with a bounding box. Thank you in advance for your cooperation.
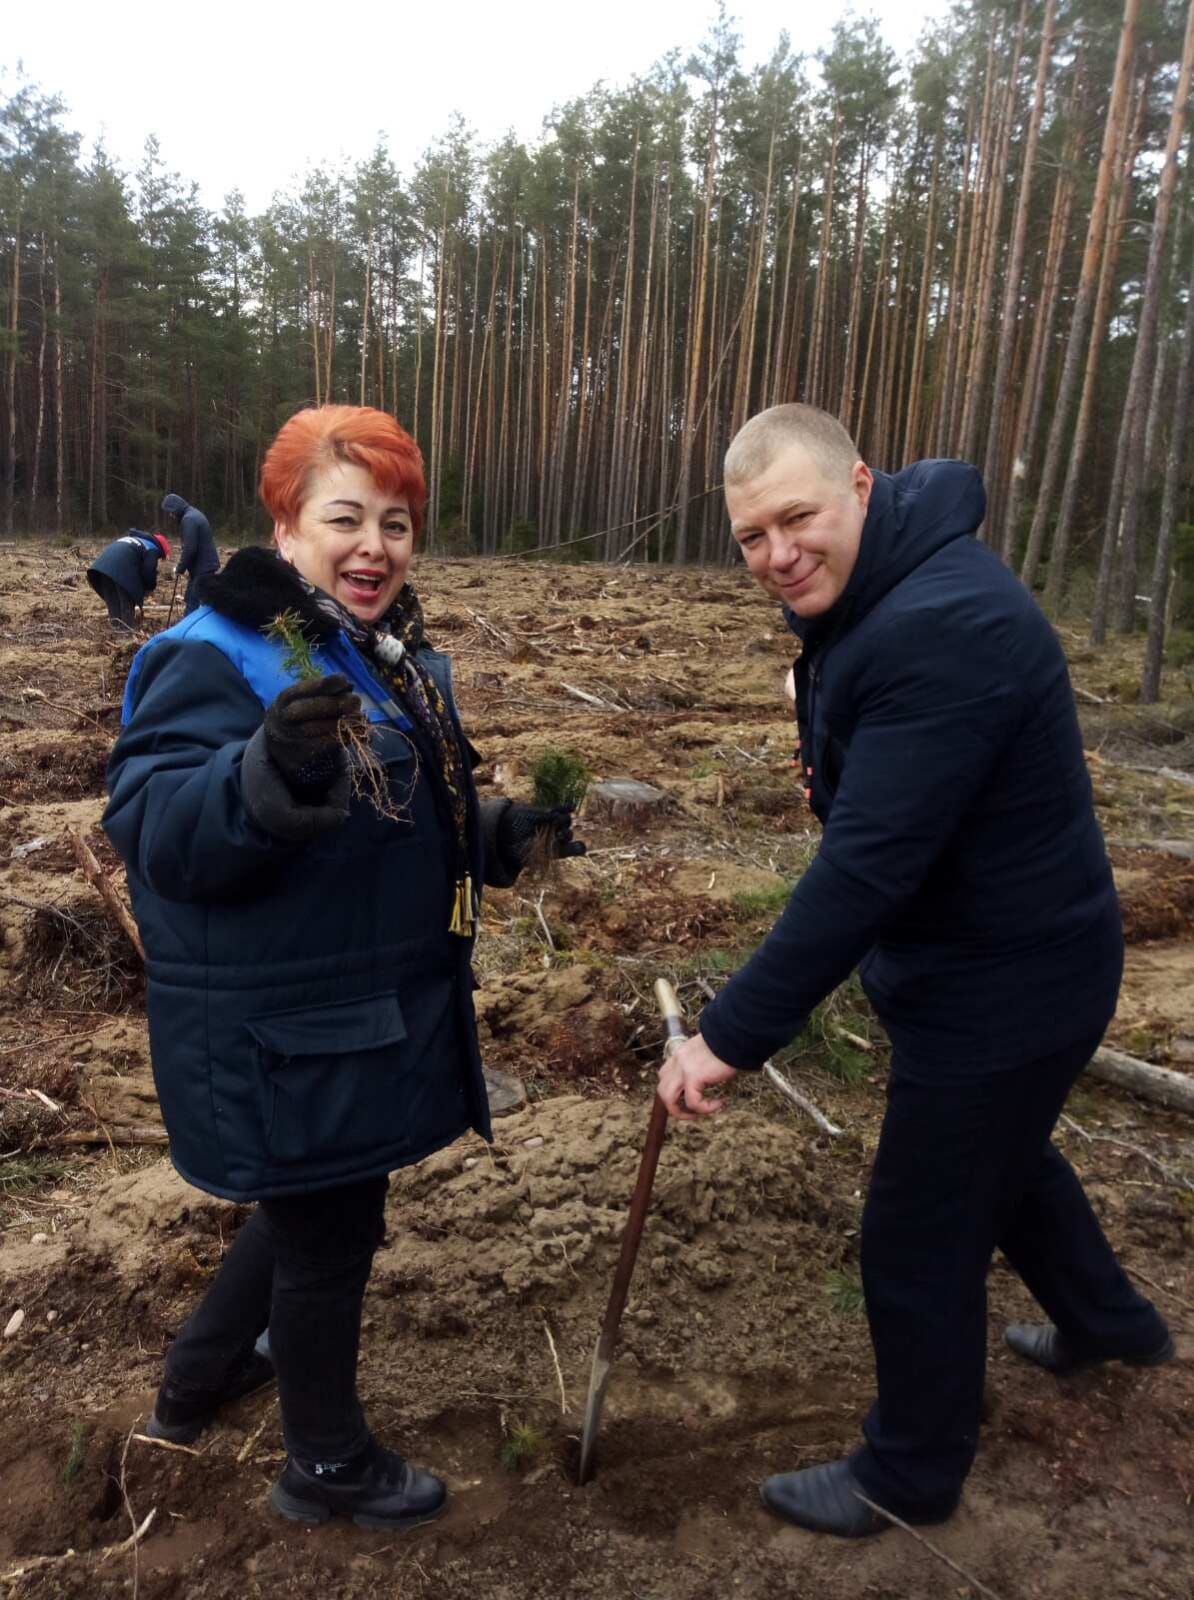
[659,404,1172,1536]
[161,493,219,613]
[86,529,170,631]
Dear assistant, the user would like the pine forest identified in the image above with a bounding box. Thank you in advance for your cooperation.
[3,0,1194,692]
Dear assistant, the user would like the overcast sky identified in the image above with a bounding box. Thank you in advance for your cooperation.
[6,0,951,213]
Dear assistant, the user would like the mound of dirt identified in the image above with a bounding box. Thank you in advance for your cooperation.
[74,1161,238,1278]
[375,1095,854,1376]
[474,967,634,1080]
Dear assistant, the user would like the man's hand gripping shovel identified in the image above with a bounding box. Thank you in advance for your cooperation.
[576,977,687,1485]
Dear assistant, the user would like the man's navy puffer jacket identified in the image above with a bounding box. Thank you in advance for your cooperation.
[699,460,1122,1075]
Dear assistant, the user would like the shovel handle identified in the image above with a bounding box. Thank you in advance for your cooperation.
[654,978,687,1056]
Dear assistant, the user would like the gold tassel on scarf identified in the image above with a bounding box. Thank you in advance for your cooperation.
[449,873,476,938]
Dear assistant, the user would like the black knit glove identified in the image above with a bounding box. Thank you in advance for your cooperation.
[496,803,587,875]
[263,673,358,798]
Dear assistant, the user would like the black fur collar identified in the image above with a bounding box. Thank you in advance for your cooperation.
[198,546,339,643]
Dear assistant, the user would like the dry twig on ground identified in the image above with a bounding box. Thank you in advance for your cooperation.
[66,828,144,961]
[851,1490,1007,1600]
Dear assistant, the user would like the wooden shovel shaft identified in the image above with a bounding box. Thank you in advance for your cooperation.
[592,1090,670,1356]
[577,978,683,1484]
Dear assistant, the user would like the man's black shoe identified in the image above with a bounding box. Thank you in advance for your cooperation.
[1005,1323,1175,1376]
[760,1459,943,1539]
[271,1442,447,1531]
[144,1340,275,1445]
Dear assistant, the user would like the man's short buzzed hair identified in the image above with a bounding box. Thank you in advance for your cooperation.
[724,404,860,489]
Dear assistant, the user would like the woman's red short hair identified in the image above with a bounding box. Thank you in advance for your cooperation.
[260,405,426,534]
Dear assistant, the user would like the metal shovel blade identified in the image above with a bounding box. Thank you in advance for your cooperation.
[577,1347,613,1487]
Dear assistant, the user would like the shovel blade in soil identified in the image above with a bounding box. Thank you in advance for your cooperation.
[577,1347,612,1485]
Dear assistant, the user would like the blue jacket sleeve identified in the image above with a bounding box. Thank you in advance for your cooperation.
[698,613,1027,1070]
[177,511,199,577]
[103,640,300,902]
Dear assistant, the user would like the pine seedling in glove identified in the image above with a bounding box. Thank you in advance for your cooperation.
[265,610,405,822]
[497,803,587,881]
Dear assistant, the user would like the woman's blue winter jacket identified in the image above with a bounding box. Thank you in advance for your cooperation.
[103,568,493,1202]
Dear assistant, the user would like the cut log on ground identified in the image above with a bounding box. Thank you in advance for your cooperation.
[1088,1045,1194,1115]
[66,828,145,962]
[47,1125,168,1147]
[584,778,670,825]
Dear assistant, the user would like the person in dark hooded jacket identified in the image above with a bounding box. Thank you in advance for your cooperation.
[106,406,583,1533]
[658,404,1172,1537]
[160,492,220,612]
[86,529,170,630]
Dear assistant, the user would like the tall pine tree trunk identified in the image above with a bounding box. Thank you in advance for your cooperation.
[1141,231,1194,700]
[1020,0,1140,602]
[1106,0,1194,634]
[981,0,1056,527]
[1040,72,1145,607]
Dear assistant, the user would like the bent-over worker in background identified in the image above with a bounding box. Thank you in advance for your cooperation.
[160,491,220,613]
[658,403,1173,1537]
[86,528,170,632]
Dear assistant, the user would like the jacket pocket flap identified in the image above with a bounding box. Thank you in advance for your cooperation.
[246,994,406,1057]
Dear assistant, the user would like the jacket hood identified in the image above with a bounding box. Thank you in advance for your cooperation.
[161,493,190,517]
[200,545,339,642]
[786,459,986,645]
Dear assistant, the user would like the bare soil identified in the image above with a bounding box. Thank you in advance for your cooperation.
[1,541,1192,1599]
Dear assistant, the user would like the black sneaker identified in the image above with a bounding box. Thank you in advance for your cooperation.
[1005,1323,1176,1375]
[271,1443,447,1531]
[145,1336,275,1445]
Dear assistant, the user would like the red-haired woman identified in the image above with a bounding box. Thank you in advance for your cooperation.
[103,406,583,1532]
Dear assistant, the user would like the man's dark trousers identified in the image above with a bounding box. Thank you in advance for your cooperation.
[849,1033,1168,1518]
[94,574,136,631]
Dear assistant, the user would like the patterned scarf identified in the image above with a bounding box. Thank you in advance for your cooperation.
[295,567,476,938]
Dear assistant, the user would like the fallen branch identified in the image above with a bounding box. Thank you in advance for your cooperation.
[66,828,145,962]
[851,1490,1006,1600]
[133,1432,203,1457]
[831,1024,876,1054]
[1060,1114,1194,1195]
[0,1086,62,1113]
[235,1418,269,1463]
[543,1321,569,1415]
[46,1125,168,1148]
[98,1507,156,1566]
[561,681,613,710]
[1087,1046,1194,1117]
[692,977,845,1136]
[465,608,513,650]
[1127,1266,1194,1317]
[762,1063,845,1138]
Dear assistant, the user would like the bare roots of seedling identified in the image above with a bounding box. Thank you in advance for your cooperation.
[339,712,417,826]
[267,611,417,826]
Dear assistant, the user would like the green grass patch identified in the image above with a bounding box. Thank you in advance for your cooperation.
[0,1154,75,1197]
[729,881,793,920]
[63,1422,87,1486]
[501,1419,546,1471]
[825,1268,866,1318]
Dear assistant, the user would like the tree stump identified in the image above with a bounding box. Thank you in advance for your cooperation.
[583,778,671,826]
